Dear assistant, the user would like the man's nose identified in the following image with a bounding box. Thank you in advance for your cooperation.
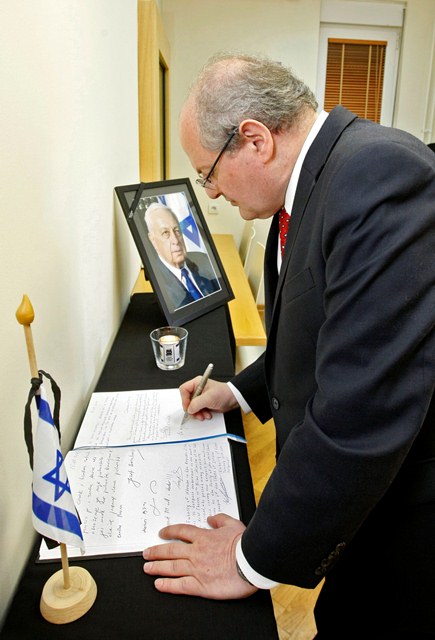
[206,185,221,199]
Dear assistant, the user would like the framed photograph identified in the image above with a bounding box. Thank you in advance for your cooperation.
[115,178,234,326]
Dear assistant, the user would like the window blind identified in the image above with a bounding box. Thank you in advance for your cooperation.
[324,38,387,123]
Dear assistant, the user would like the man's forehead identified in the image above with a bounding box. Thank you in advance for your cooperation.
[180,104,206,153]
[180,103,221,180]
[148,210,177,229]
[182,131,215,173]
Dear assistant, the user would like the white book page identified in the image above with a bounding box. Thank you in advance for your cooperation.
[39,438,240,560]
[73,388,227,449]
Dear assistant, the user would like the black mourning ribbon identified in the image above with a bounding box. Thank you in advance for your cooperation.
[24,370,61,470]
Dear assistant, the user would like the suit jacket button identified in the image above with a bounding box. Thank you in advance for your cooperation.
[272,397,280,410]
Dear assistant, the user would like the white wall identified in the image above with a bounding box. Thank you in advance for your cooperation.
[0,0,139,624]
[395,0,435,140]
[161,0,435,245]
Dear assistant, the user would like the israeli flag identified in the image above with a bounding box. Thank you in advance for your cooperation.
[159,192,207,253]
[32,384,84,550]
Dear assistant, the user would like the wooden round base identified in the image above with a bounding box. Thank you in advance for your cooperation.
[40,566,97,624]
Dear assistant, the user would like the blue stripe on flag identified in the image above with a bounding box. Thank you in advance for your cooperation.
[36,395,54,426]
[33,492,83,540]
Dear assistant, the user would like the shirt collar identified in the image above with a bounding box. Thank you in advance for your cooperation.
[277,110,329,270]
[284,110,329,212]
[158,255,187,281]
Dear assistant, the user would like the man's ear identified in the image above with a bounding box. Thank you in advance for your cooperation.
[238,119,274,163]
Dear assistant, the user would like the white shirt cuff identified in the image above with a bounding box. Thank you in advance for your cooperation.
[227,381,252,414]
[236,538,280,590]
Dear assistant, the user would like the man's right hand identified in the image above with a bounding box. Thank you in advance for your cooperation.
[179,378,239,421]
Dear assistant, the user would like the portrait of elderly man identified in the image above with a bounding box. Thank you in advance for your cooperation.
[145,202,220,310]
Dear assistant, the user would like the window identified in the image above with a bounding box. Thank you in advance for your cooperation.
[324,38,386,122]
[317,23,401,126]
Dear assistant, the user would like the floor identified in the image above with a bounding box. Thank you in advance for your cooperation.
[242,411,322,640]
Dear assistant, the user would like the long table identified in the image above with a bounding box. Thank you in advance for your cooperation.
[132,233,267,347]
[1,294,278,639]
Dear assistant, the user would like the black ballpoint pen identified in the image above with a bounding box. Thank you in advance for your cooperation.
[180,363,214,425]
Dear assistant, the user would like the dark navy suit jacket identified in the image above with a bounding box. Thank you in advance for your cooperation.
[234,106,435,587]
[153,251,220,311]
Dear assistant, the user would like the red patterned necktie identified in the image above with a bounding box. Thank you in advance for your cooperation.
[279,207,291,257]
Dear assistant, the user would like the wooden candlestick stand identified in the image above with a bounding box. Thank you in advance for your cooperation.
[16,294,97,624]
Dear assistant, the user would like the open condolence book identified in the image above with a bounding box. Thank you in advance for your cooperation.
[39,388,243,561]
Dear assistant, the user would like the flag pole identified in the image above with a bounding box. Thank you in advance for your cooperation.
[16,295,71,587]
[16,294,96,624]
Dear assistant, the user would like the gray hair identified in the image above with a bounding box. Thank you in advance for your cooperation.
[189,52,318,151]
[145,202,178,231]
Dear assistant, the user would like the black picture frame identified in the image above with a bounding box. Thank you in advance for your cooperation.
[115,178,234,326]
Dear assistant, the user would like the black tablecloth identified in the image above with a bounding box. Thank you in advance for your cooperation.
[1,295,278,639]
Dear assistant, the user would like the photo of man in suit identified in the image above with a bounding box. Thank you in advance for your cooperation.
[142,53,435,637]
[145,202,220,311]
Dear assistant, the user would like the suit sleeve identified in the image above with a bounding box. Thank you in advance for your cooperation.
[240,140,435,587]
[232,352,272,423]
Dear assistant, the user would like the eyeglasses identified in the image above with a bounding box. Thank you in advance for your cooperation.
[195,127,239,190]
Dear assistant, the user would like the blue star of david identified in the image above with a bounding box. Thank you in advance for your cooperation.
[42,450,71,501]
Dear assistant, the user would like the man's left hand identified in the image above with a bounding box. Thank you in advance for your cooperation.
[143,513,258,599]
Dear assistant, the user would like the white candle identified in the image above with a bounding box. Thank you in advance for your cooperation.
[158,334,181,365]
[159,335,180,345]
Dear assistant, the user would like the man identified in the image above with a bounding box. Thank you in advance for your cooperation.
[145,202,220,310]
[143,53,435,637]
